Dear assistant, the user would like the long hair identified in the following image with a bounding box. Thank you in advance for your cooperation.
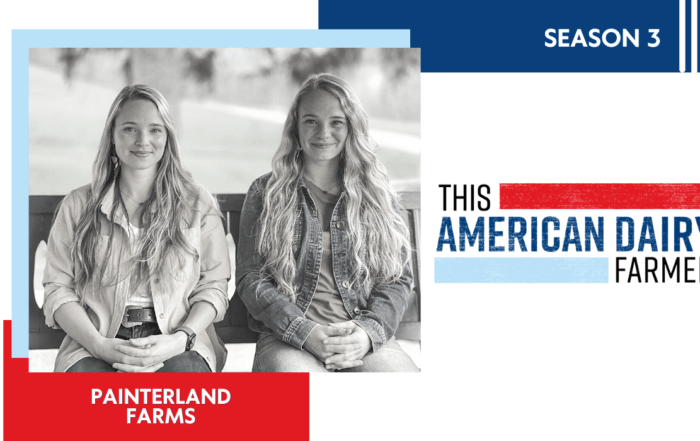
[70,84,204,297]
[257,73,411,301]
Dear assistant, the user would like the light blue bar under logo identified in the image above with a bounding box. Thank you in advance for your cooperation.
[435,258,609,283]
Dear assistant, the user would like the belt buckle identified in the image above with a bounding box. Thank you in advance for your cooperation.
[122,305,144,328]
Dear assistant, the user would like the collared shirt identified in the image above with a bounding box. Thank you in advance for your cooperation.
[43,182,230,372]
[236,173,412,353]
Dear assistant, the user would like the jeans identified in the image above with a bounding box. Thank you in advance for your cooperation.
[66,323,211,372]
[252,332,420,372]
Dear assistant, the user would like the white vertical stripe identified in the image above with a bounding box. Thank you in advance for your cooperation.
[681,0,686,72]
[693,0,698,72]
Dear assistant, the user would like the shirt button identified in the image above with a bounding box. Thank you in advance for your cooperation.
[341,280,349,288]
[353,307,360,314]
[336,221,345,229]
[159,313,164,319]
[154,278,160,284]
[338,252,346,258]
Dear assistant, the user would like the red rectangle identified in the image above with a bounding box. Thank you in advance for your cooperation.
[3,321,309,441]
[500,184,700,209]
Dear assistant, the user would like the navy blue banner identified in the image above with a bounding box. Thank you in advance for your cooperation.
[320,0,698,72]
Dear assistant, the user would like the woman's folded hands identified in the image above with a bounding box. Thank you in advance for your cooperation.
[303,321,371,370]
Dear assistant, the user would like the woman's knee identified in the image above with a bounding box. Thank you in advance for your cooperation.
[255,352,327,372]
[66,357,116,372]
[253,335,327,373]
[348,338,420,373]
[159,352,211,373]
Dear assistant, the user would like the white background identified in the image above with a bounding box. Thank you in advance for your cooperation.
[419,74,700,440]
[315,74,700,440]
[4,3,700,440]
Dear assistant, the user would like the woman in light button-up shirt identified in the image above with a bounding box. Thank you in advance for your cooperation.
[43,85,230,372]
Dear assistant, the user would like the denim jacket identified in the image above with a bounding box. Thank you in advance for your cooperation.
[43,183,230,372]
[236,173,412,353]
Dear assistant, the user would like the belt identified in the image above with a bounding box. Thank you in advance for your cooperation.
[122,306,157,327]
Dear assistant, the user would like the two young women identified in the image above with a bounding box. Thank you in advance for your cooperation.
[44,74,418,373]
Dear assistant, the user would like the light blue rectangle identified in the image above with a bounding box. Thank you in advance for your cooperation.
[12,29,410,358]
[12,34,30,358]
[13,29,411,49]
[435,258,609,283]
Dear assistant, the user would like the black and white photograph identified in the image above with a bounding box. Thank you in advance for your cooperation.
[28,47,421,372]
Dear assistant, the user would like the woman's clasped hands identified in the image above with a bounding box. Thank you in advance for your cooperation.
[304,320,372,371]
[88,333,188,372]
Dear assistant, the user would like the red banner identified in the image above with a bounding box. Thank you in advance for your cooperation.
[3,321,309,440]
[500,184,700,209]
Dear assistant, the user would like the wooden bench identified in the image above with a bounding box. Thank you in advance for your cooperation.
[28,192,421,350]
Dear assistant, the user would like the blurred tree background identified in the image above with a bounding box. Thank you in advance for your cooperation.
[29,48,420,194]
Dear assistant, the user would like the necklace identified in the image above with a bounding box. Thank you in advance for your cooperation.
[121,190,147,205]
[305,176,340,195]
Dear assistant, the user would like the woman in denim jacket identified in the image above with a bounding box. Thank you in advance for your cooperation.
[237,74,418,372]
[43,85,230,372]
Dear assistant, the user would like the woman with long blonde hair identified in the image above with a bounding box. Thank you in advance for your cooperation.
[43,84,229,372]
[237,73,418,372]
